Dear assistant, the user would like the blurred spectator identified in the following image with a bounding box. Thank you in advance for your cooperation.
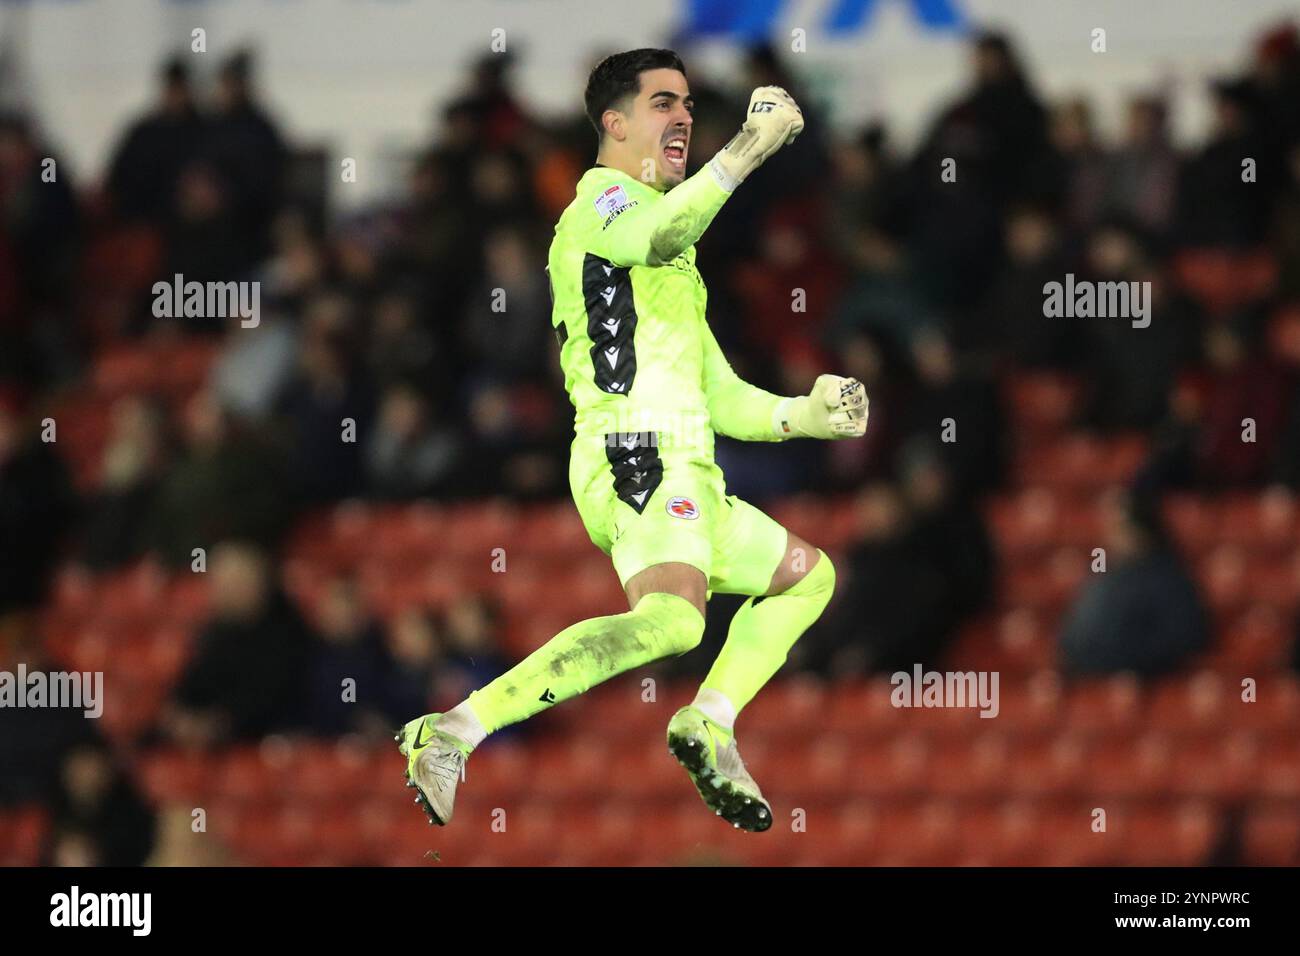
[1192,322,1292,486]
[1269,307,1300,487]
[1045,97,1109,235]
[148,390,291,567]
[146,804,237,866]
[816,330,903,489]
[0,112,80,319]
[366,289,445,400]
[902,331,1006,499]
[0,633,97,806]
[1247,23,1300,198]
[458,51,530,152]
[1142,323,1291,491]
[461,378,568,499]
[306,576,394,738]
[158,161,252,303]
[0,390,74,615]
[106,56,204,224]
[1059,491,1209,676]
[975,203,1076,362]
[825,124,904,258]
[1177,78,1272,247]
[808,441,995,679]
[80,396,170,570]
[828,225,933,350]
[469,149,539,237]
[460,226,552,381]
[260,210,329,314]
[378,606,443,726]
[365,381,461,499]
[1105,96,1179,237]
[164,541,314,745]
[434,594,509,708]
[733,199,843,357]
[332,222,386,305]
[203,49,287,264]
[901,440,995,623]
[906,31,1048,308]
[276,293,373,502]
[49,826,103,867]
[814,482,957,675]
[49,744,155,867]
[393,147,480,323]
[1076,220,1195,430]
[1274,143,1300,301]
[211,315,300,421]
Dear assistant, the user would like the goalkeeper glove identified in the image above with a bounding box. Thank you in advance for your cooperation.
[773,374,869,440]
[708,86,805,193]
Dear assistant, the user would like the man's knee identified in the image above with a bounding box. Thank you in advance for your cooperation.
[800,548,836,603]
[767,534,836,598]
[625,561,707,617]
[632,590,706,656]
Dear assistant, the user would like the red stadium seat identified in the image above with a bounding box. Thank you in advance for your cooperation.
[822,679,906,739]
[848,734,931,798]
[1172,248,1276,316]
[1016,435,1148,491]
[1004,735,1089,798]
[1004,372,1082,435]
[1213,491,1300,553]
[1242,802,1300,866]
[1258,737,1300,799]
[986,671,1064,736]
[0,807,50,866]
[1103,800,1219,865]
[1168,735,1258,800]
[923,735,1012,799]
[1077,734,1178,799]
[735,675,825,733]
[529,736,614,801]
[1201,606,1293,673]
[1146,672,1231,733]
[1061,674,1143,733]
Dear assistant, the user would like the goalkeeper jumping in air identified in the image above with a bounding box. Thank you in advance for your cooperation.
[398,48,867,832]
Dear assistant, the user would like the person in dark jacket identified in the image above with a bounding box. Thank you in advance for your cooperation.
[1059,490,1210,676]
[164,542,314,745]
[106,57,205,224]
[49,743,155,867]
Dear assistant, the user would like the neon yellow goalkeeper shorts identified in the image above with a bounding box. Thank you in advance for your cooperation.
[568,430,789,597]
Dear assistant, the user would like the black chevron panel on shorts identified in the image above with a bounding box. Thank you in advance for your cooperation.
[604,431,662,515]
[582,253,638,395]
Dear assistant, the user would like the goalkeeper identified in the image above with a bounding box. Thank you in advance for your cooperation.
[398,48,867,833]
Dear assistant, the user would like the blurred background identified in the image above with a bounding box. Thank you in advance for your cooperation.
[2,0,1300,866]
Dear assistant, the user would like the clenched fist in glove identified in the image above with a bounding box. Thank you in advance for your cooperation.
[708,86,805,193]
[772,375,869,440]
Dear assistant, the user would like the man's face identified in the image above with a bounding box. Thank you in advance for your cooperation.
[614,68,693,189]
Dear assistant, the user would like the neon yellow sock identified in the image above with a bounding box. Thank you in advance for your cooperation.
[465,592,704,734]
[700,549,835,714]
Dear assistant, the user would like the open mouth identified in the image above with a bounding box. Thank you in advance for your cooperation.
[663,137,687,171]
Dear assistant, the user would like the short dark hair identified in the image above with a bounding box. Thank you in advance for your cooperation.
[584,48,686,142]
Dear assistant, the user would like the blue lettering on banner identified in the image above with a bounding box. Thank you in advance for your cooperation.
[683,0,965,38]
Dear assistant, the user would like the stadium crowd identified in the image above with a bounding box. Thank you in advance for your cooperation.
[2,25,1300,864]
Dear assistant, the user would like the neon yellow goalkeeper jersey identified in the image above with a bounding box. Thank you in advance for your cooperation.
[546,164,784,459]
